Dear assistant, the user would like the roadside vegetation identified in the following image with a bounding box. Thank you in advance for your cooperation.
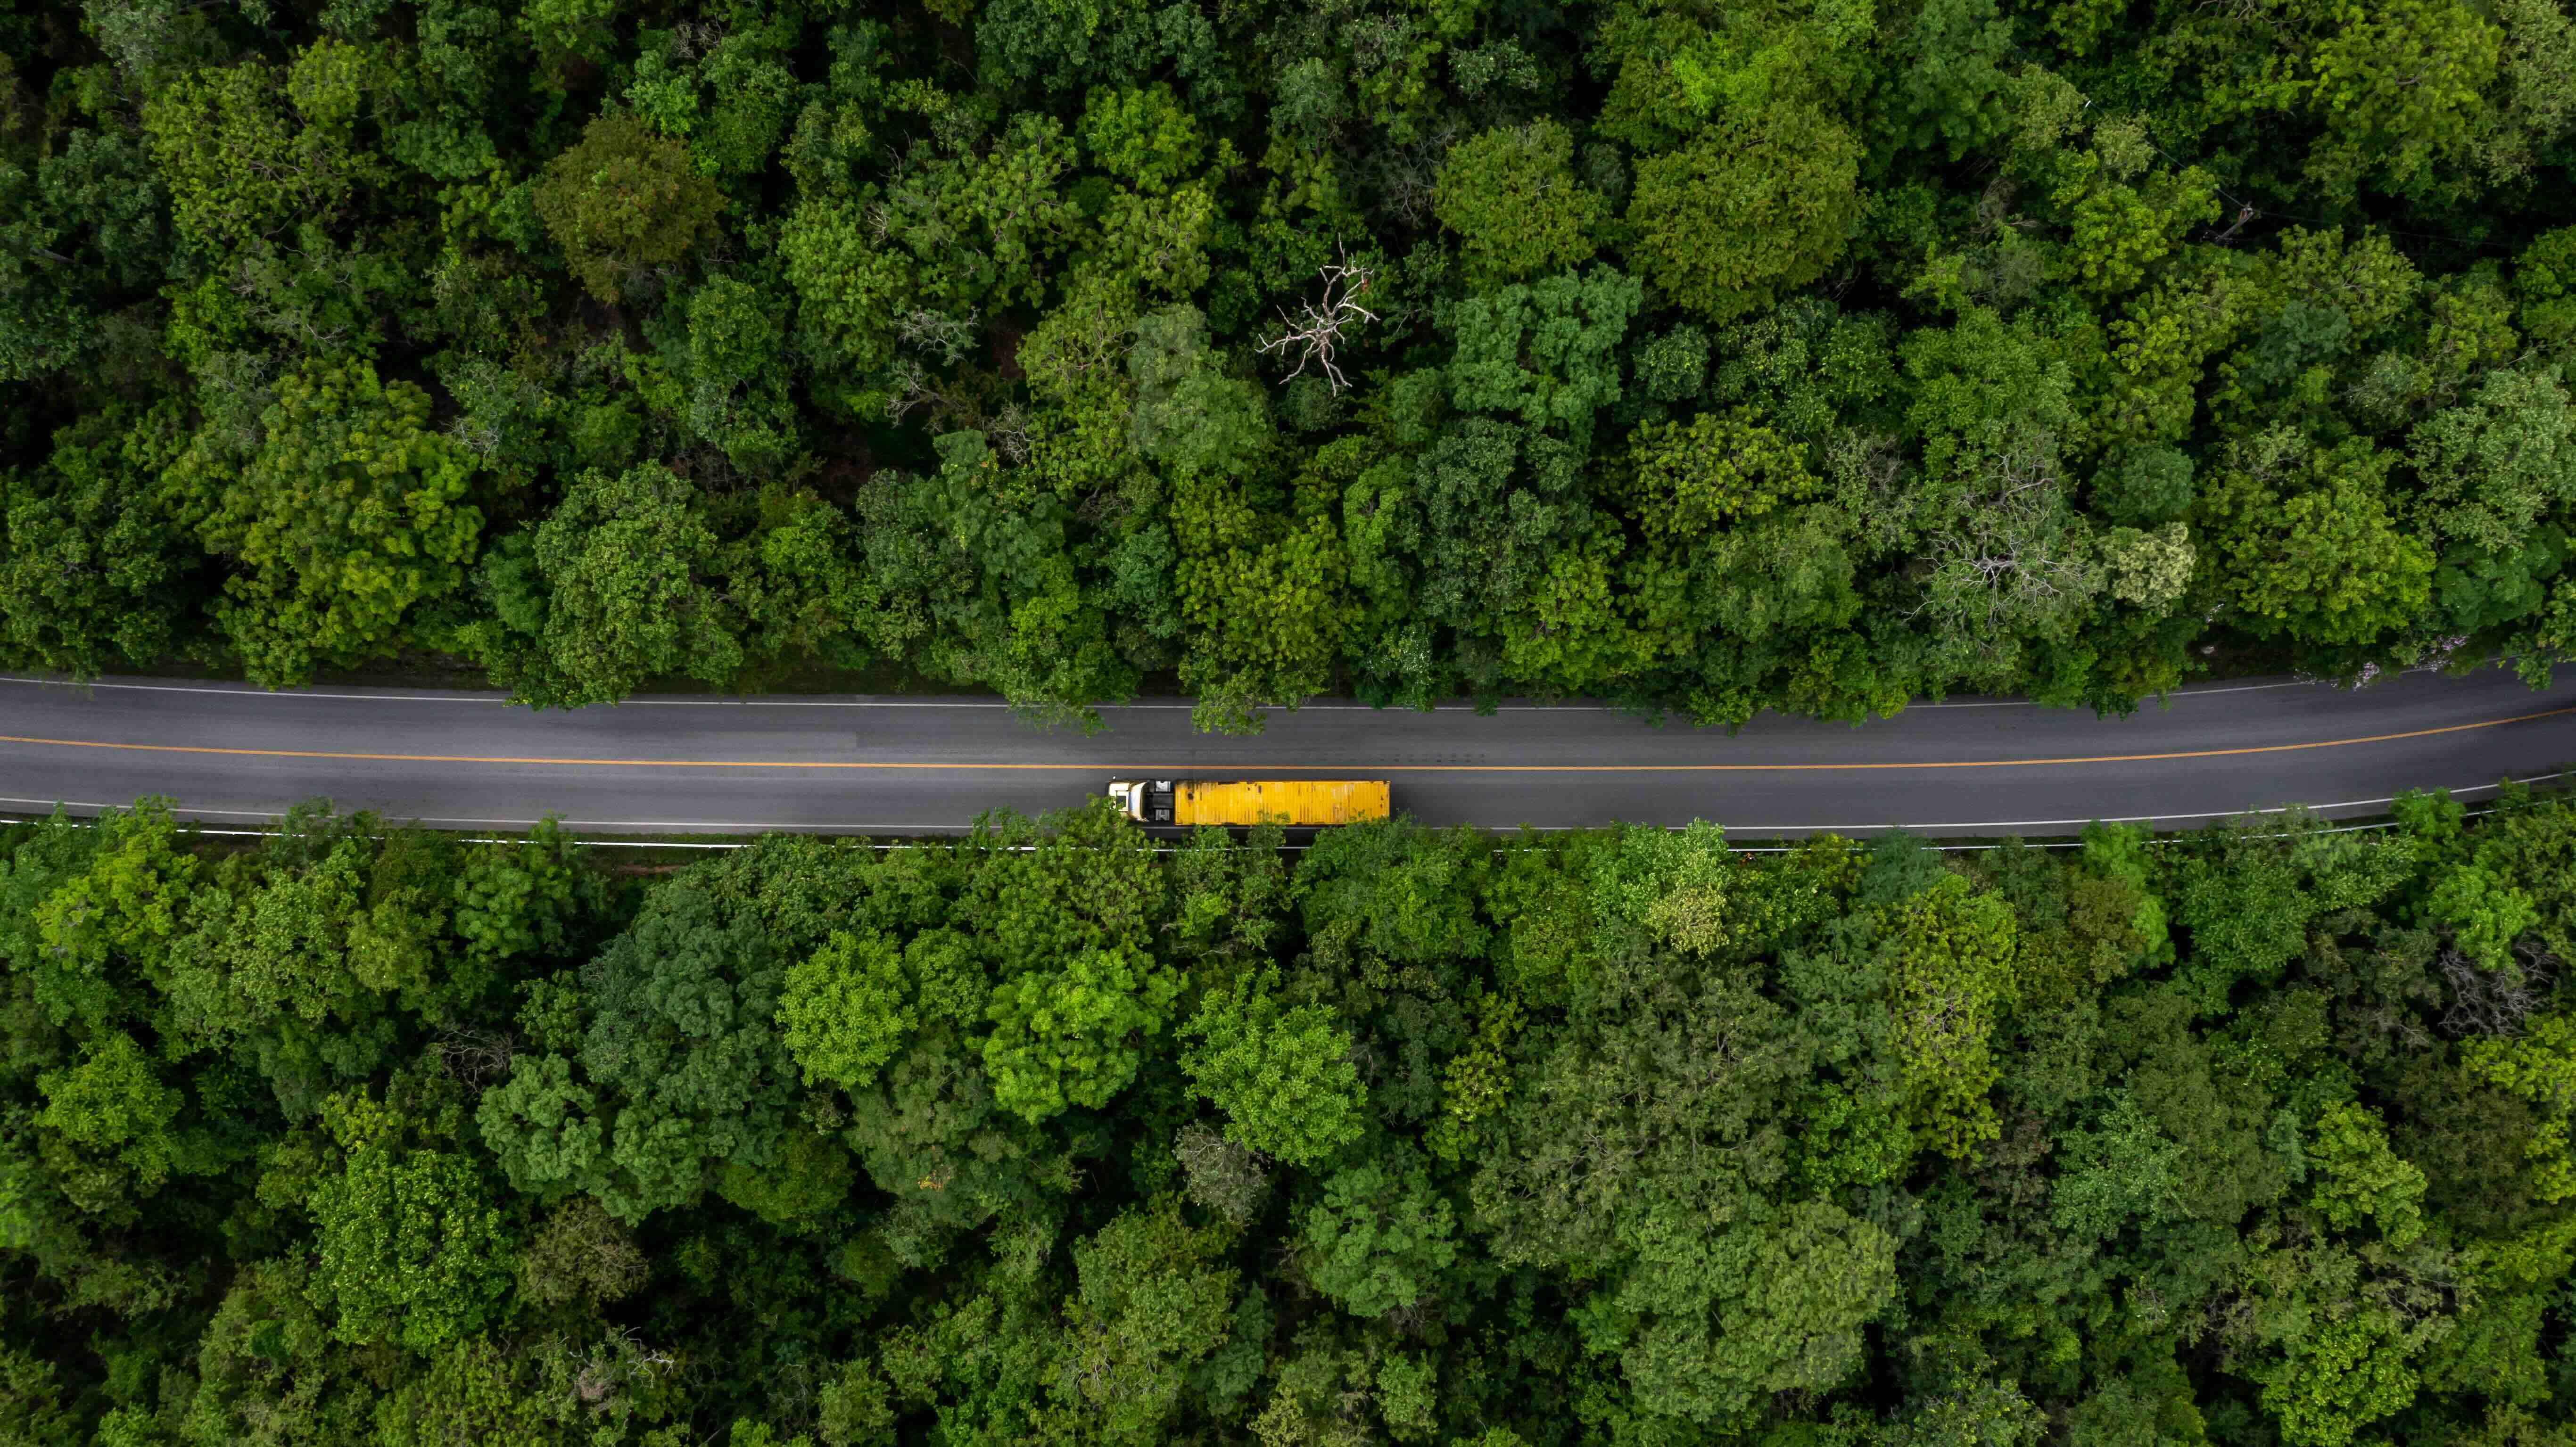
[8,789,2576,1443]
[7,0,2576,725]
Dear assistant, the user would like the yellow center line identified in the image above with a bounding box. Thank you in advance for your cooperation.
[1,703,2572,771]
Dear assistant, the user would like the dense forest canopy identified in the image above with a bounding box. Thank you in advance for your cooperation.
[7,791,2576,1444]
[5,0,2576,723]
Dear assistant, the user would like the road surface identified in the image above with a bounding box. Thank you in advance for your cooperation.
[2,669,2574,838]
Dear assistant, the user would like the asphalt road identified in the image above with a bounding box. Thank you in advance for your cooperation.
[3,669,2575,838]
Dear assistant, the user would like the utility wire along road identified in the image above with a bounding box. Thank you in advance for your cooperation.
[2,669,2574,837]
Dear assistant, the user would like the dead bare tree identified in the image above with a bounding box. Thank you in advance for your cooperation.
[1257,249,1379,392]
[2439,942,2555,1038]
[436,1027,517,1089]
[894,305,980,367]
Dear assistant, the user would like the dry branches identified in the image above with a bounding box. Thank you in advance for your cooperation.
[1257,249,1379,392]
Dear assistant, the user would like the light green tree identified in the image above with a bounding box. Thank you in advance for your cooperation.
[28,798,200,1034]
[778,930,913,1091]
[1626,412,1819,538]
[164,361,482,686]
[2259,1309,2421,1447]
[2099,522,2196,614]
[983,943,1182,1123]
[2264,0,2503,202]
[2463,1012,2576,1201]
[1628,103,1861,321]
[1433,121,1603,286]
[35,1031,185,1215]
[307,1093,513,1353]
[1180,977,1366,1166]
[1885,872,2018,1158]
[2199,430,2434,647]
[2307,1102,2428,1247]
[141,61,358,259]
[2407,368,2576,556]
[1080,84,1204,193]
[2425,861,2541,969]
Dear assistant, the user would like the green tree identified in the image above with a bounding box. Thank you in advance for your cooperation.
[2050,152,2221,301]
[0,404,197,678]
[307,1093,513,1353]
[451,818,604,969]
[2049,1091,2190,1239]
[679,274,801,473]
[161,828,437,1116]
[1445,265,1642,449]
[535,114,725,303]
[2198,430,2434,648]
[1601,1199,1899,1428]
[0,1347,77,1447]
[1300,1156,1458,1318]
[1628,103,1862,321]
[1180,977,1366,1166]
[984,943,1181,1124]
[25,798,200,1035]
[516,1197,648,1307]
[1129,304,1274,474]
[0,163,95,383]
[1055,1204,1242,1441]
[479,866,794,1223]
[1433,121,1604,286]
[482,463,745,707]
[781,197,912,379]
[163,361,483,685]
[1167,444,1354,732]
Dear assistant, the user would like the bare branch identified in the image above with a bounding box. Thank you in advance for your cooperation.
[1257,247,1380,393]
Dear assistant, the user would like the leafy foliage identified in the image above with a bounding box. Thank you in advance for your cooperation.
[534,115,725,304]
[1180,976,1367,1166]
[161,361,482,685]
[2,789,2576,1442]
[8,0,2576,721]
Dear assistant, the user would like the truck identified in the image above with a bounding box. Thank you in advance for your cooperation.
[1106,779,1391,827]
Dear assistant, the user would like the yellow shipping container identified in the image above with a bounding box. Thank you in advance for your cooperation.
[1176,780,1390,826]
[1107,779,1391,826]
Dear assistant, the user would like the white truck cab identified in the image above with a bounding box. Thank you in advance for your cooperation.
[1106,780,1175,824]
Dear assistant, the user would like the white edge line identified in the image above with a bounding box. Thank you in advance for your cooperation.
[0,674,2347,712]
[0,813,2515,855]
[3,771,2563,837]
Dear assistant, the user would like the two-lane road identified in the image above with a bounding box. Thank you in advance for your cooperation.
[2,669,2574,837]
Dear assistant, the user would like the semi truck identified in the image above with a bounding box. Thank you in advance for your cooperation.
[1106,779,1391,827]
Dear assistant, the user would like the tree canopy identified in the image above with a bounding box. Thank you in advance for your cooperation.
[6,789,2576,1444]
[6,0,2576,720]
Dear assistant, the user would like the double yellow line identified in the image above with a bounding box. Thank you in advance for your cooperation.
[1,703,2570,772]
